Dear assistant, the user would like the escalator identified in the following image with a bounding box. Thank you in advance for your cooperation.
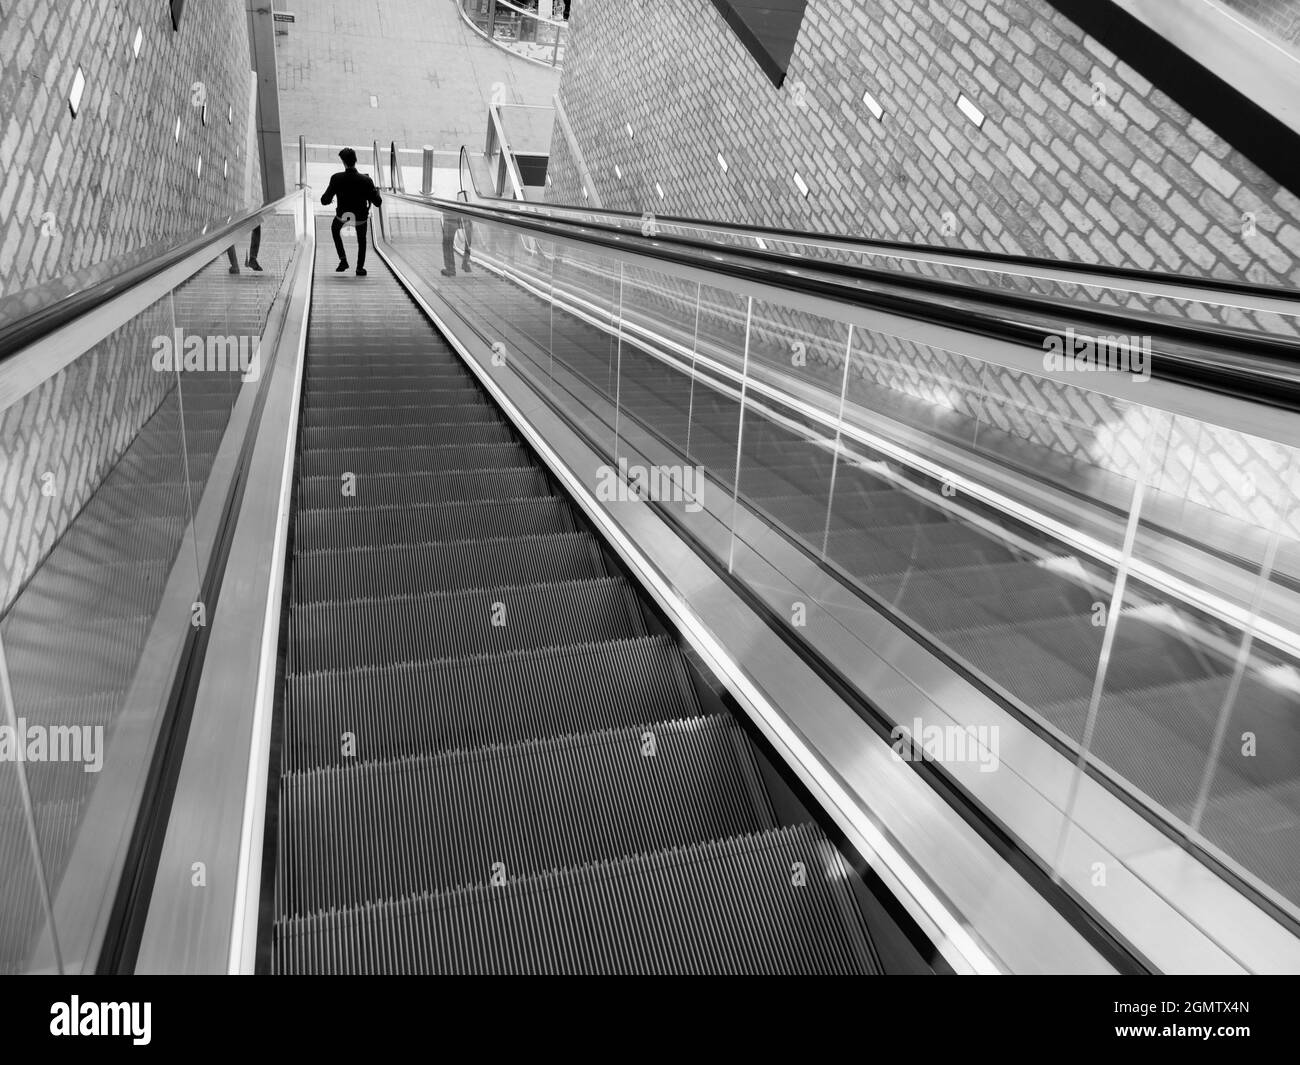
[8,184,1295,974]
[268,220,885,973]
[437,256,1300,908]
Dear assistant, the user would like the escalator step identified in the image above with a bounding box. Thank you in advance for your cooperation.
[272,823,878,974]
[303,372,473,390]
[299,442,527,477]
[287,576,645,672]
[302,387,486,410]
[302,405,507,429]
[284,635,701,770]
[293,497,572,553]
[275,714,774,914]
[291,532,607,603]
[297,467,549,509]
[302,421,509,450]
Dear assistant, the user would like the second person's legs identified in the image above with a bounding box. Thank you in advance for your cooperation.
[331,217,348,268]
[355,220,369,272]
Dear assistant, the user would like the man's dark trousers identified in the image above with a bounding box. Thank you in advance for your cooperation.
[332,217,368,269]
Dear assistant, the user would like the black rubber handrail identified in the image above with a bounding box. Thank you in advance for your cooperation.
[0,191,300,363]
[387,189,1300,410]
[452,147,1300,304]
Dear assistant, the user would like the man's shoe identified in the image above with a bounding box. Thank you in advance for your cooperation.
[356,267,368,277]
[462,262,472,273]
[336,261,349,272]
[228,265,240,275]
[440,268,455,277]
[245,257,263,271]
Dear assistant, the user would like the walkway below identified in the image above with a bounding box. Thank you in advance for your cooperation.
[274,0,560,172]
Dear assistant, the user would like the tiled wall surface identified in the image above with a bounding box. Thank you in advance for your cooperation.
[0,0,265,612]
[548,0,1300,287]
[0,0,263,325]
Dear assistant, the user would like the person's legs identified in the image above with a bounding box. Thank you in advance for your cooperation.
[246,225,262,270]
[331,218,348,269]
[355,220,368,273]
[441,222,456,276]
[226,245,239,273]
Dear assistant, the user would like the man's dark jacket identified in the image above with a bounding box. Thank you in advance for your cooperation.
[321,167,383,221]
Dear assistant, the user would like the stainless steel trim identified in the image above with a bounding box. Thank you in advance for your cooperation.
[134,217,315,975]
[412,194,1300,320]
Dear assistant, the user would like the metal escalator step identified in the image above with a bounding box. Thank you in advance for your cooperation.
[926,557,1087,599]
[25,514,185,571]
[291,532,607,603]
[302,404,507,429]
[305,354,461,369]
[1041,681,1236,814]
[272,823,878,974]
[970,612,1225,691]
[826,528,1015,577]
[302,387,487,410]
[936,624,1095,706]
[283,635,701,770]
[12,556,175,622]
[275,714,775,915]
[293,497,573,552]
[130,428,224,457]
[296,467,549,509]
[299,442,527,477]
[75,483,198,527]
[302,420,509,450]
[4,614,153,699]
[287,576,645,672]
[303,371,473,390]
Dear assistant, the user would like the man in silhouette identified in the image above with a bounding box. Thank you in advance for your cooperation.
[321,147,382,276]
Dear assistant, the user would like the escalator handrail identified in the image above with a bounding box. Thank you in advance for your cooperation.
[0,190,302,363]
[451,149,1300,305]
[385,189,1300,411]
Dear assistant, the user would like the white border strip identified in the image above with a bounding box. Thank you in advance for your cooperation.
[226,222,315,974]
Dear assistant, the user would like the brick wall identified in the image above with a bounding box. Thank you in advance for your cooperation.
[0,0,266,614]
[1219,0,1300,46]
[0,0,264,326]
[548,0,1300,287]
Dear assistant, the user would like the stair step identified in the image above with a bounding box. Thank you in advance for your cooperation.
[301,420,509,450]
[299,442,527,477]
[291,532,607,603]
[272,823,878,974]
[286,576,645,672]
[284,634,701,770]
[292,497,573,552]
[276,714,772,914]
[296,467,549,509]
